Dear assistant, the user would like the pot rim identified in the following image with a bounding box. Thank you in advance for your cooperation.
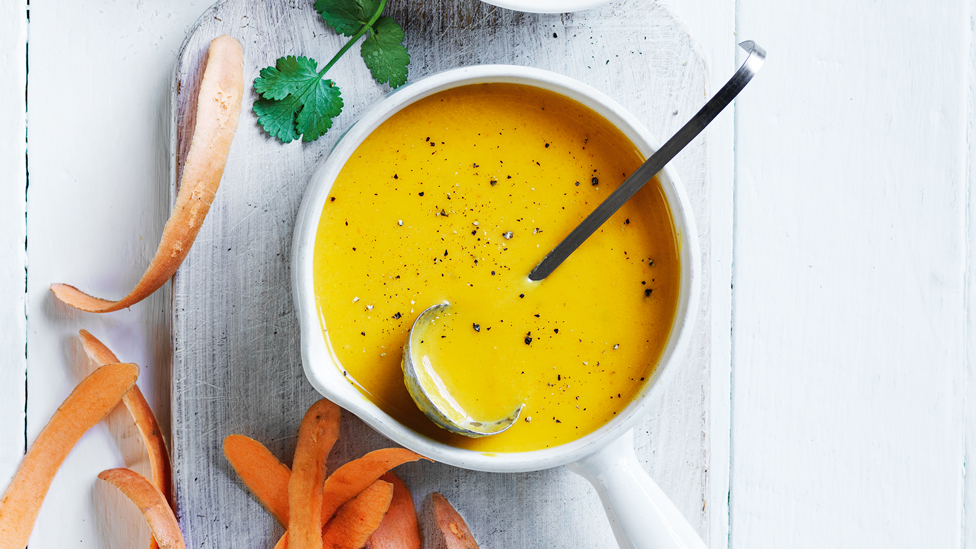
[292,64,701,473]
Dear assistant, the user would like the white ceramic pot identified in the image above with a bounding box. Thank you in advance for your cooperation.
[292,65,704,549]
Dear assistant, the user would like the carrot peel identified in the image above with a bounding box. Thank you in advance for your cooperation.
[50,34,244,313]
[321,448,427,522]
[431,493,480,549]
[322,480,394,549]
[98,468,185,549]
[289,399,341,549]
[79,330,171,549]
[0,362,139,549]
[366,472,420,549]
[79,330,171,506]
[223,434,291,525]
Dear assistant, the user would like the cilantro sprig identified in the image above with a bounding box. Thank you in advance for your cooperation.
[253,0,410,143]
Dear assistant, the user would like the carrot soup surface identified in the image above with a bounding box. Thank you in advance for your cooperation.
[313,83,680,453]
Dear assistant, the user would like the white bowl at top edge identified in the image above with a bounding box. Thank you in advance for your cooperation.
[478,0,609,14]
[292,65,701,473]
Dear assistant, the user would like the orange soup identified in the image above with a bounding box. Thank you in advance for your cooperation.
[313,83,679,452]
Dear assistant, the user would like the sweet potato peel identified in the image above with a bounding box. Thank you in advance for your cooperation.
[322,479,394,549]
[223,401,432,549]
[431,493,480,549]
[226,440,427,549]
[0,362,139,549]
[50,34,245,313]
[289,400,342,549]
[276,481,397,549]
[79,330,171,549]
[366,473,420,549]
[222,434,291,525]
[321,448,427,522]
[233,444,425,531]
[79,330,172,509]
[98,468,185,549]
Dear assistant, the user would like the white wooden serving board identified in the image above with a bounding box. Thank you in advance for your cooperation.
[170,0,709,547]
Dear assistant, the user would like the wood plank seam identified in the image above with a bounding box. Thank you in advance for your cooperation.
[965,1,975,545]
[23,0,29,461]
[728,4,741,547]
[1,0,29,494]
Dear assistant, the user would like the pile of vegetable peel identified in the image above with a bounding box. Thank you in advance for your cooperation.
[224,399,482,549]
[0,334,181,549]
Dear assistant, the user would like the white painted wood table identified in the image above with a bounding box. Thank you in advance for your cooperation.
[3,0,974,547]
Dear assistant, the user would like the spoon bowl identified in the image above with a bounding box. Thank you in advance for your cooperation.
[402,302,524,437]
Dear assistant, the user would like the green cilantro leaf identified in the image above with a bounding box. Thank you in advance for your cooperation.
[314,0,379,37]
[361,16,409,88]
[252,56,344,143]
[253,97,301,143]
[254,56,320,100]
[296,79,344,142]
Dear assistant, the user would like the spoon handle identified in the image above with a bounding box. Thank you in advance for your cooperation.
[528,40,766,281]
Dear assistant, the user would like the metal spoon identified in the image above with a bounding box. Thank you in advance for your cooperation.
[401,302,524,437]
[528,40,766,281]
[402,41,764,437]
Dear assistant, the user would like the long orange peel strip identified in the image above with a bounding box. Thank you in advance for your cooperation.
[431,493,480,549]
[320,448,427,523]
[223,434,291,525]
[321,479,394,549]
[98,468,186,549]
[289,400,341,549]
[50,34,245,313]
[79,330,172,510]
[366,472,421,549]
[280,479,396,549]
[0,362,139,549]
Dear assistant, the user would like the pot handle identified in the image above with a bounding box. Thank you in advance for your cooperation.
[567,429,707,549]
